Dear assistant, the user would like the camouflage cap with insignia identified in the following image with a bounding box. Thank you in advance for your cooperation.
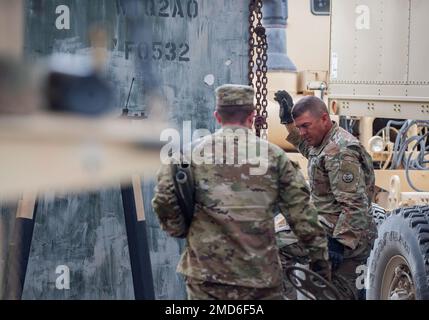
[215,84,255,108]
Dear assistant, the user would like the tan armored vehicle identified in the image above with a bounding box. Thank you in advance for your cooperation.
[271,0,429,300]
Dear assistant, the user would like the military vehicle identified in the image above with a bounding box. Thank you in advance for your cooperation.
[327,0,429,300]
[270,0,429,300]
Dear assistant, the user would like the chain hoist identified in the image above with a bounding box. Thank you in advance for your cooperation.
[248,0,268,139]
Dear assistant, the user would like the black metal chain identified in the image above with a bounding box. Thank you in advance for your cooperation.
[248,0,268,138]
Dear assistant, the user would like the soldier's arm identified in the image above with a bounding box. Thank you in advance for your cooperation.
[278,154,328,263]
[151,163,188,238]
[285,123,311,158]
[325,148,371,250]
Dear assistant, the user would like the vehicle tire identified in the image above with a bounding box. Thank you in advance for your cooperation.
[366,205,429,300]
[371,203,387,228]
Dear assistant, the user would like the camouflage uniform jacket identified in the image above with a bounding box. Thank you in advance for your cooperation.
[287,122,376,250]
[152,125,328,288]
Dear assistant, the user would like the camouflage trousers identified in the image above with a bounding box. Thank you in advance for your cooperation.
[332,242,372,300]
[185,277,284,300]
[278,231,372,300]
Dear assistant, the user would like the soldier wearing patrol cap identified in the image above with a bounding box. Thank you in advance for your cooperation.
[274,91,377,300]
[152,84,329,300]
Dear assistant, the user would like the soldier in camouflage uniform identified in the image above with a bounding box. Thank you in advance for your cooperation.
[152,84,330,300]
[274,91,377,300]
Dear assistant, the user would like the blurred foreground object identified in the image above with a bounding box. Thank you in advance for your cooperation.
[0,114,164,200]
[0,57,42,115]
[0,53,113,116]
[0,54,165,200]
[46,53,113,116]
[0,0,23,57]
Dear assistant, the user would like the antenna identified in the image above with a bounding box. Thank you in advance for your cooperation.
[122,77,135,116]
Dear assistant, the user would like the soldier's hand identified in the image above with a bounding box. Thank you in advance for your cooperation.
[309,259,331,282]
[274,90,294,124]
[328,237,345,272]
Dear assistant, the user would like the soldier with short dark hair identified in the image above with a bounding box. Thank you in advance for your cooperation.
[152,84,329,300]
[275,91,377,300]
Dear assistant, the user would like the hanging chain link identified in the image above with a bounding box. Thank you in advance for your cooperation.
[248,0,268,139]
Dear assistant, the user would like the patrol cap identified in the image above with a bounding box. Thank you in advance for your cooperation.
[215,84,255,108]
